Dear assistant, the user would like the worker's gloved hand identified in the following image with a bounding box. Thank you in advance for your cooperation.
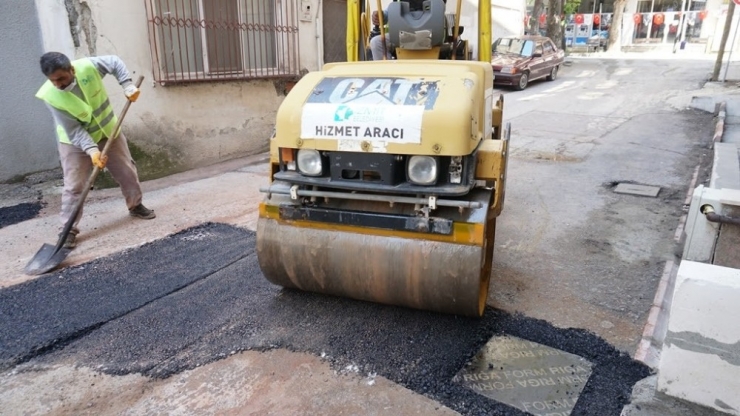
[123,84,140,102]
[90,150,108,169]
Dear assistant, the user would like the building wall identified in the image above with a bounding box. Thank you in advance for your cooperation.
[492,0,529,41]
[0,0,59,183]
[29,0,325,181]
[8,0,523,183]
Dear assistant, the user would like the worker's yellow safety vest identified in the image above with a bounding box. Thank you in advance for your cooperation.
[36,58,118,145]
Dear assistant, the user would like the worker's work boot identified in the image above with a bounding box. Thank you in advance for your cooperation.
[60,232,76,249]
[129,203,156,220]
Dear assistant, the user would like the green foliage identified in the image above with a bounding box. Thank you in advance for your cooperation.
[564,0,581,15]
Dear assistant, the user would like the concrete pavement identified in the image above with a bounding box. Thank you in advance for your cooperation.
[622,60,740,416]
[0,154,270,289]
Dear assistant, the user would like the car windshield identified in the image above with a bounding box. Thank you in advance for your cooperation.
[492,38,535,57]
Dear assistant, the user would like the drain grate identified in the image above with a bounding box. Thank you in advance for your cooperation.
[455,335,593,416]
[613,183,661,197]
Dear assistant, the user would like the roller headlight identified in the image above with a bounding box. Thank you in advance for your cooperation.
[297,149,323,176]
[407,156,438,185]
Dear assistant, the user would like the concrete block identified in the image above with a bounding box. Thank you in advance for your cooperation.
[657,260,740,415]
[683,186,720,262]
[455,335,593,415]
[689,96,716,114]
[710,143,740,190]
[613,183,661,197]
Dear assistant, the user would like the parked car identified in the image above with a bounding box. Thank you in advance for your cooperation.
[491,35,565,90]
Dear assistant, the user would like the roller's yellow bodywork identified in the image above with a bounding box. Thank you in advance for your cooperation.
[271,60,493,156]
[257,0,508,317]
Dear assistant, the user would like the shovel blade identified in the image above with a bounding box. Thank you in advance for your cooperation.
[24,243,71,275]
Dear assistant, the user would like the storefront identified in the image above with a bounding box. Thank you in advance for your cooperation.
[524,0,738,51]
[629,0,710,45]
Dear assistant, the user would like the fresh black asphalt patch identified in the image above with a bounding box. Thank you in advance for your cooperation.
[0,202,44,229]
[0,222,650,416]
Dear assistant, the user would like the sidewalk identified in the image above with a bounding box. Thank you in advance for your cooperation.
[622,60,740,416]
[0,153,270,288]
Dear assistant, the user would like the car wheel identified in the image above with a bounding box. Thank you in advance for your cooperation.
[516,72,529,91]
[547,66,558,81]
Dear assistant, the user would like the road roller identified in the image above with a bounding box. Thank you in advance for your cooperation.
[256,0,509,317]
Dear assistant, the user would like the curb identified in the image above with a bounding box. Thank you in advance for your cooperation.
[633,160,701,368]
[633,102,724,367]
[712,101,726,148]
[634,260,677,368]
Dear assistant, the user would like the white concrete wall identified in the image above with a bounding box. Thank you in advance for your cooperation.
[0,0,59,183]
[34,0,76,57]
[658,260,740,415]
[33,0,324,176]
[709,2,740,53]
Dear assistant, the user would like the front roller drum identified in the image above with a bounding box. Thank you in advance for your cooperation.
[256,215,496,317]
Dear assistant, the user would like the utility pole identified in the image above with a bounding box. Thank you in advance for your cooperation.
[712,1,736,81]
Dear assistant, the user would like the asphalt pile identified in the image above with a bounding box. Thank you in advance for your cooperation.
[0,222,650,416]
[0,202,44,229]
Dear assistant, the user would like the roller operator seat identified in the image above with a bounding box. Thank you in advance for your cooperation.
[387,0,447,51]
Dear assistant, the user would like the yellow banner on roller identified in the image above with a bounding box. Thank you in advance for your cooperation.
[346,0,360,62]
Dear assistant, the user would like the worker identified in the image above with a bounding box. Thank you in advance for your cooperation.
[36,52,155,250]
[370,0,446,61]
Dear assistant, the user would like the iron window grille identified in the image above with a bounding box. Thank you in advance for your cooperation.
[145,0,300,85]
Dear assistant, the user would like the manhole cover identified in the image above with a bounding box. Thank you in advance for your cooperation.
[454,335,593,415]
[613,183,661,197]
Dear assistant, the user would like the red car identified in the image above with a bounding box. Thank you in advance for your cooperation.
[491,35,565,90]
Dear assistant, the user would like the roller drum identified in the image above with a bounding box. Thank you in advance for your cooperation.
[256,215,495,317]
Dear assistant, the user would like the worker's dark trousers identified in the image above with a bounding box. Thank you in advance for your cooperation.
[57,133,143,235]
[370,34,394,60]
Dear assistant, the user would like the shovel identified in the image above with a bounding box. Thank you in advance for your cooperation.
[24,75,145,275]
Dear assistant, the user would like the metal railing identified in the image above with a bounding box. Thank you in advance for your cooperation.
[144,0,300,85]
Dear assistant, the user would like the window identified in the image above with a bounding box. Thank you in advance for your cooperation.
[543,41,554,53]
[145,0,300,85]
[492,38,535,57]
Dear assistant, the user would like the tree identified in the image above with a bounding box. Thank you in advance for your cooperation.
[529,0,545,35]
[712,1,736,81]
[563,0,581,15]
[547,0,563,47]
[607,0,627,52]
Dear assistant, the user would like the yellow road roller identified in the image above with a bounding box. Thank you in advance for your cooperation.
[257,0,509,317]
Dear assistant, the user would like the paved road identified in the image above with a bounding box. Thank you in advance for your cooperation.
[0,56,717,415]
[491,57,714,353]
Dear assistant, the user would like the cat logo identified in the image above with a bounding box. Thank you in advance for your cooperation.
[307,77,440,109]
